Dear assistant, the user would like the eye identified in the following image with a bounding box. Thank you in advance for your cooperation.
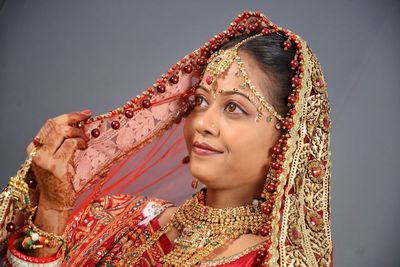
[194,95,208,108]
[225,102,246,114]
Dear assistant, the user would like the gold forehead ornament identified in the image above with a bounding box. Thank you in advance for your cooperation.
[204,34,284,122]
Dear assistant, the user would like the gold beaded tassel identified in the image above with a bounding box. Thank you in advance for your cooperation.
[0,147,38,243]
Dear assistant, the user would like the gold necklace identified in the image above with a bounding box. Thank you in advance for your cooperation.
[123,193,266,266]
[161,195,266,266]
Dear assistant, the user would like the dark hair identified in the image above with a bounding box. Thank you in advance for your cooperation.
[220,33,295,117]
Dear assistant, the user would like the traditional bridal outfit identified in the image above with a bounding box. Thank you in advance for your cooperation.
[0,11,333,266]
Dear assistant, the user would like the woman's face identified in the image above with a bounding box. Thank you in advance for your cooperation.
[183,52,281,194]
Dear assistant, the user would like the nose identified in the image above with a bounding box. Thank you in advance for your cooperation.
[193,105,220,137]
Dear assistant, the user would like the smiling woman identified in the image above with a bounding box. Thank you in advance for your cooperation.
[0,11,333,267]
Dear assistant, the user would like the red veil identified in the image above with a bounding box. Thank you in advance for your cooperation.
[2,11,333,266]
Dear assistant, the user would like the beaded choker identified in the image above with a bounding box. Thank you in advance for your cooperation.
[160,193,267,266]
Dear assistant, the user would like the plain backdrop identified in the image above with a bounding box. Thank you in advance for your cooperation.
[1,1,399,266]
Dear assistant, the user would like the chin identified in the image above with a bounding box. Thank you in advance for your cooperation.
[189,163,219,185]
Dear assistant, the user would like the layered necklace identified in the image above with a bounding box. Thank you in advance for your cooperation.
[122,190,267,266]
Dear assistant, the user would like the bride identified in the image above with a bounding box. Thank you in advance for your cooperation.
[1,11,333,266]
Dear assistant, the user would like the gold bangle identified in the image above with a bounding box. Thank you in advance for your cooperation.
[21,207,66,250]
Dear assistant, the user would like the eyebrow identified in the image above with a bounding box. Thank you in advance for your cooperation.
[197,84,255,106]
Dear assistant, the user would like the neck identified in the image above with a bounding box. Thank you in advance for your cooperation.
[205,186,260,208]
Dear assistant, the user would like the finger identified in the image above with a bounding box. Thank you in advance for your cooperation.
[27,142,35,156]
[59,125,90,141]
[53,110,92,126]
[53,137,88,162]
[31,146,53,171]
[35,118,64,155]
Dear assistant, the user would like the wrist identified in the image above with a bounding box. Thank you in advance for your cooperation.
[35,201,71,235]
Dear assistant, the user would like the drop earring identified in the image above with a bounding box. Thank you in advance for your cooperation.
[182,155,190,164]
[191,178,198,189]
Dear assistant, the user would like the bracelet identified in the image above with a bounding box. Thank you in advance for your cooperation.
[21,207,66,250]
[7,232,62,266]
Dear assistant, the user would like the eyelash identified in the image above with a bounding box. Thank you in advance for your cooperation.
[193,94,247,115]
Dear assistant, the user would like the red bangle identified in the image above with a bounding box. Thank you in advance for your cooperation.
[7,233,60,264]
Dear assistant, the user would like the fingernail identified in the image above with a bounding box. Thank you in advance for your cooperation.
[82,109,92,115]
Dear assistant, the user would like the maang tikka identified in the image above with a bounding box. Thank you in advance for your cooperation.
[204,34,284,124]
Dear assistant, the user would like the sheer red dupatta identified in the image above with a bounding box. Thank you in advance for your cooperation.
[62,11,333,266]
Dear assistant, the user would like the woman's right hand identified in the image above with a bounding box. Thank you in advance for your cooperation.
[26,110,92,211]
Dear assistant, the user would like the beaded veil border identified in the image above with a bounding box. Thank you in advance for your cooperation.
[0,11,333,266]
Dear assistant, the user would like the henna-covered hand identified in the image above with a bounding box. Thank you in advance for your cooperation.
[27,110,91,211]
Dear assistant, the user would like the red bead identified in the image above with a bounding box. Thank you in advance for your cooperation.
[260,227,269,236]
[206,76,213,85]
[27,178,37,189]
[256,250,266,259]
[266,184,275,193]
[33,136,41,147]
[316,77,324,88]
[290,60,299,69]
[226,31,235,39]
[196,57,206,66]
[288,95,297,105]
[91,128,100,138]
[125,109,134,118]
[142,99,151,108]
[182,155,190,164]
[183,65,193,74]
[111,121,120,130]
[281,119,289,129]
[311,166,322,177]
[169,75,179,84]
[156,84,166,93]
[248,23,257,32]
[310,215,320,226]
[289,108,296,115]
[291,76,300,86]
[262,204,272,215]
[272,145,281,154]
[261,28,270,36]
[210,43,218,52]
[271,161,280,170]
[6,222,15,232]
[237,25,246,33]
[282,40,292,49]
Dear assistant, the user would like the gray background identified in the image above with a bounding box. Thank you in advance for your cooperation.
[0,0,399,266]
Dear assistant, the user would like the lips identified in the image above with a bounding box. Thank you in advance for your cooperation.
[193,141,223,153]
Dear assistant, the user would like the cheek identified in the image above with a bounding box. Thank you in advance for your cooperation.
[183,116,194,150]
[226,125,275,166]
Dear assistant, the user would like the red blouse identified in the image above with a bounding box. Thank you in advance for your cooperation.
[7,195,264,266]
